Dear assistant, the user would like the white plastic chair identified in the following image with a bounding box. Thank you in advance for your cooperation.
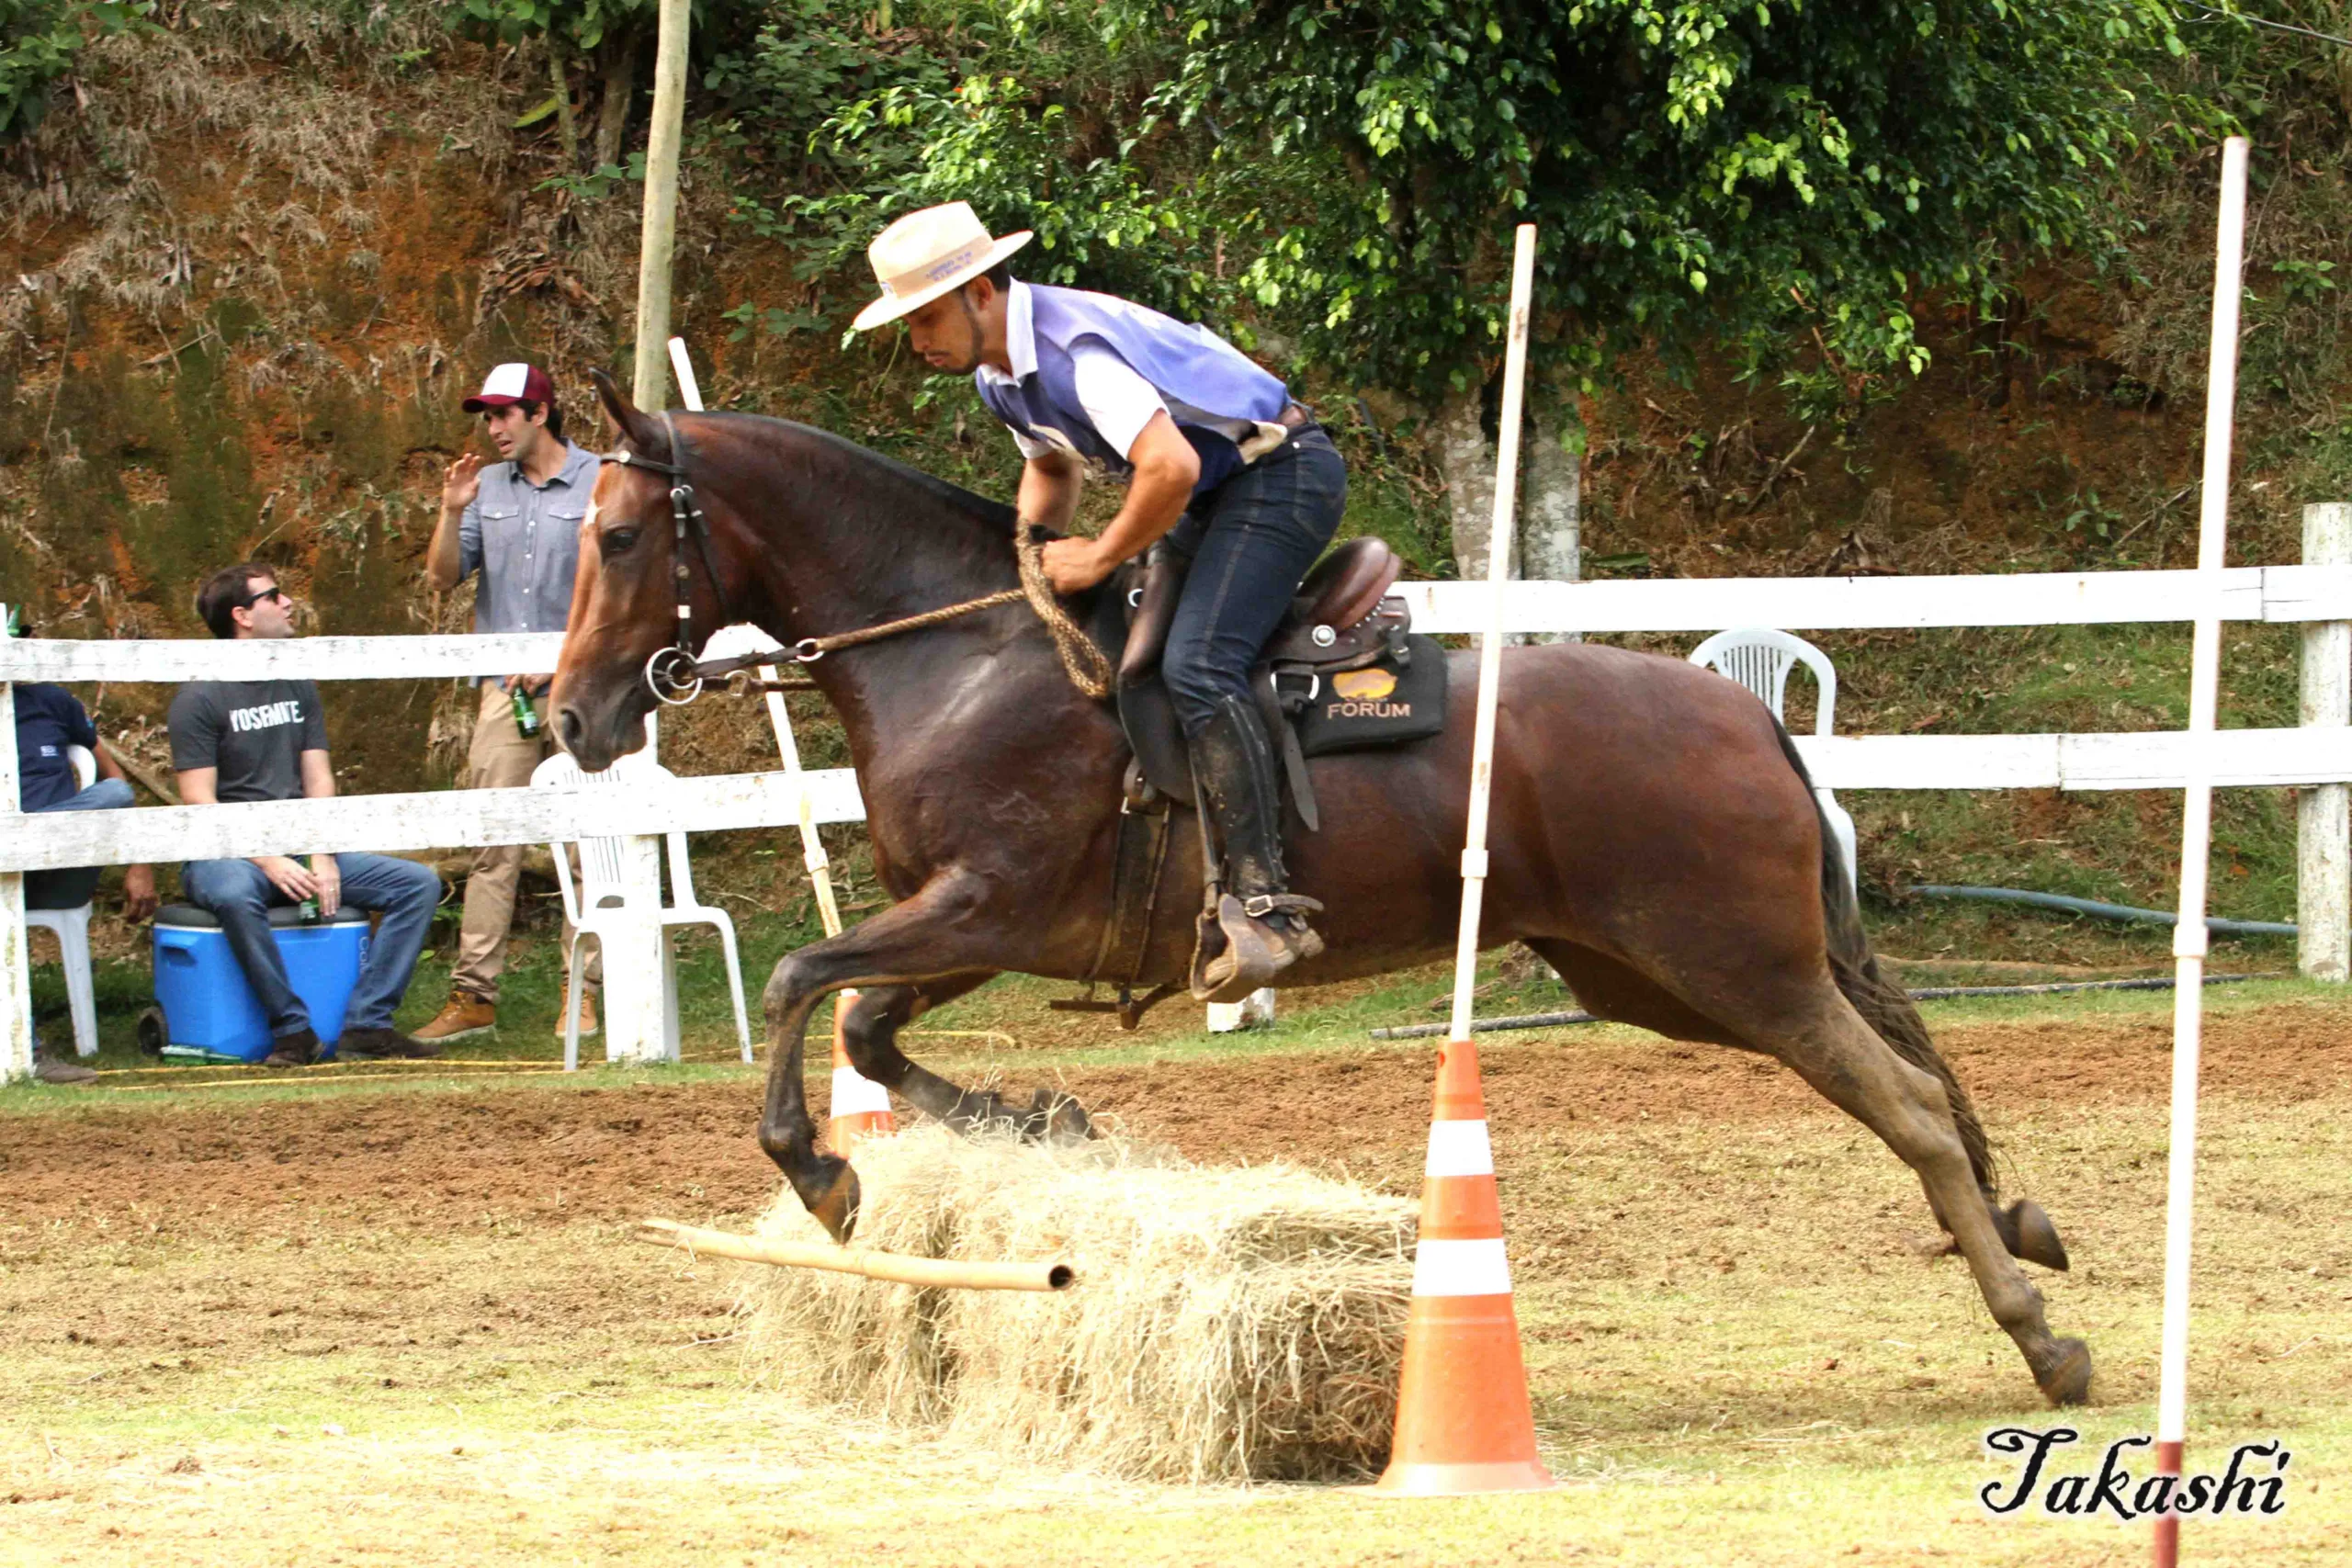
[25,745,101,1057]
[531,750,753,1070]
[1688,628,1859,895]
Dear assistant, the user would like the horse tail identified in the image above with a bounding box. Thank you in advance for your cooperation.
[1770,719,1998,1199]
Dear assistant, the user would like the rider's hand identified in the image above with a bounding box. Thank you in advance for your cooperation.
[309,854,342,918]
[253,855,320,902]
[1041,537,1114,594]
[442,452,484,513]
[503,673,554,696]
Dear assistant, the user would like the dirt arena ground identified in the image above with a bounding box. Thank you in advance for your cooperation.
[4,994,2346,1564]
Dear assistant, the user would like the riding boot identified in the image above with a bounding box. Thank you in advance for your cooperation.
[1189,694,1324,1003]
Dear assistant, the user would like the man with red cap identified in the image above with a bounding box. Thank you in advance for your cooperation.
[415,363,603,1043]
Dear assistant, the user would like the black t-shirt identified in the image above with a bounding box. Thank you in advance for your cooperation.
[12,682,98,811]
[167,679,328,804]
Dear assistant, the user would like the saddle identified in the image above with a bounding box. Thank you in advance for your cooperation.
[1108,536,1443,829]
[1057,536,1446,1029]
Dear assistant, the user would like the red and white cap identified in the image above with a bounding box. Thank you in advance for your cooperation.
[462,362,556,412]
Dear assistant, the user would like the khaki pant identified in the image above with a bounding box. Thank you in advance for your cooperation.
[450,682,600,1002]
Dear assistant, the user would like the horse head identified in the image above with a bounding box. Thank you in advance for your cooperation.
[552,368,739,770]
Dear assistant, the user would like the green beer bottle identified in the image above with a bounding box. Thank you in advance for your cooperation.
[511,683,541,738]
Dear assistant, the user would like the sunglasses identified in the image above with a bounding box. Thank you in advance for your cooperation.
[240,584,289,610]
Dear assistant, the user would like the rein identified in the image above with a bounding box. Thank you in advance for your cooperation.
[605,421,1113,705]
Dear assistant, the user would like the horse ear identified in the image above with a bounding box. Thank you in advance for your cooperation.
[590,367,668,457]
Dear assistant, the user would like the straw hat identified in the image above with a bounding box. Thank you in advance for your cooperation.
[852,202,1033,332]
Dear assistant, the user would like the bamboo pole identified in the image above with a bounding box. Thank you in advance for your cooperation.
[1445,224,1538,1045]
[638,1218,1074,1292]
[630,0,692,411]
[2154,133,2249,1568]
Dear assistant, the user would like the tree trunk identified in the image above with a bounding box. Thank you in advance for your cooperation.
[1436,378,1512,583]
[548,35,582,173]
[1521,406,1582,641]
[594,33,639,170]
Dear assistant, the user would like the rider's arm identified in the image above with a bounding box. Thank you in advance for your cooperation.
[1034,412,1197,592]
[1082,412,1198,566]
[1017,448,1085,533]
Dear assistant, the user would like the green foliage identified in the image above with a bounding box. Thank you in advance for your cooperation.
[1091,0,2211,416]
[454,0,660,51]
[0,0,153,141]
[709,1,1234,337]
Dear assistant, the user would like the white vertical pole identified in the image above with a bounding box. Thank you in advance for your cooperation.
[1446,226,1538,1044]
[665,338,843,939]
[667,336,870,1077]
[2298,501,2352,982]
[0,631,30,1083]
[2154,133,2249,1568]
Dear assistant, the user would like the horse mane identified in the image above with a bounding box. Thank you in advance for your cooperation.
[693,411,1019,538]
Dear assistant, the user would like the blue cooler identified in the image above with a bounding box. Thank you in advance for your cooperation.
[153,903,373,1063]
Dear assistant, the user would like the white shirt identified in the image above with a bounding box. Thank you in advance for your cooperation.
[977,281,1257,469]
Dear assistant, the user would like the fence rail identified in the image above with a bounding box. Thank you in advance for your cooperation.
[9,558,2352,1079]
[6,566,2352,688]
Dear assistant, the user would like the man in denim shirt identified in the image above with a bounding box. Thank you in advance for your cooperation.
[416,363,602,1043]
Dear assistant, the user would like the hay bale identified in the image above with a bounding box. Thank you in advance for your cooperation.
[737,1125,1413,1483]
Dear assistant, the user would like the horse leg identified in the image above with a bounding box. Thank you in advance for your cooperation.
[839,976,1093,1141]
[1744,987,2091,1405]
[755,871,1024,1241]
[1532,936,2068,1270]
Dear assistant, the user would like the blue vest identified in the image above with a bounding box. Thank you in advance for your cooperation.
[974,284,1291,497]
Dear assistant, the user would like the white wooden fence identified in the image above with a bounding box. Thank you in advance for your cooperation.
[6,547,2349,1078]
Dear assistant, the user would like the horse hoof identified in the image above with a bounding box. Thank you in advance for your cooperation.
[2035,1337,2094,1407]
[2002,1200,2072,1271]
[808,1156,861,1244]
[1026,1088,1095,1145]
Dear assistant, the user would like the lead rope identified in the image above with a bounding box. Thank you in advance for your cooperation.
[1015,529,1114,700]
[685,529,1114,701]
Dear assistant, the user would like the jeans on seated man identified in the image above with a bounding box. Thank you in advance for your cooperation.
[169,561,443,1068]
[9,659,159,1084]
[178,852,441,1064]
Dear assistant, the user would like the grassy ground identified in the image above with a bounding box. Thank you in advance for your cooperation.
[4,957,2346,1564]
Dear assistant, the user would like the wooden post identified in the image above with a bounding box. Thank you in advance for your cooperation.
[2299,501,2352,982]
[0,633,29,1083]
[629,0,692,412]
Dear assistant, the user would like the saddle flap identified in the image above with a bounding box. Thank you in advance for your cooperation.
[1118,543,1187,686]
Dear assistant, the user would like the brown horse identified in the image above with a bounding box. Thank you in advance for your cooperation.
[553,375,2092,1406]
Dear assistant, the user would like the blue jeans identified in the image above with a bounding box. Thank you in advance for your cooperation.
[180,853,441,1038]
[1161,427,1349,733]
[25,777,133,910]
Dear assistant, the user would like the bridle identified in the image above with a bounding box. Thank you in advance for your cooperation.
[597,414,1114,705]
[600,412,764,705]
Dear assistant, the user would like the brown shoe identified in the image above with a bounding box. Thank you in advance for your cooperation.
[559,988,598,1042]
[413,990,496,1043]
[339,1026,442,1061]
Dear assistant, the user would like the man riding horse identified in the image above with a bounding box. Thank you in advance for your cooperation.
[852,202,1345,1001]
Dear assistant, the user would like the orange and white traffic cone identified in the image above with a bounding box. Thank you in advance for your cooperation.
[826,988,897,1157]
[1371,1037,1553,1495]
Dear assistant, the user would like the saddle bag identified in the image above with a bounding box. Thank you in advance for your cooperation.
[1283,631,1448,757]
